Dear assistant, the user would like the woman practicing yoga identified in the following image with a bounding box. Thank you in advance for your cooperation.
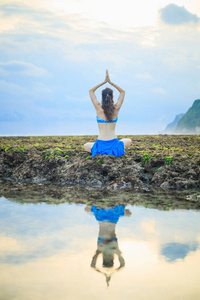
[84,70,132,157]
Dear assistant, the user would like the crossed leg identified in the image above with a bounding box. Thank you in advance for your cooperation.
[120,138,132,150]
[84,142,94,153]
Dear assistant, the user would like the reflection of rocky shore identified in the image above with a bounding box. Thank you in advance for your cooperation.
[0,135,200,190]
[1,180,200,210]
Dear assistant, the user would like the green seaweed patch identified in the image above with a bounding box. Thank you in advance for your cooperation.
[54,147,63,152]
[142,153,149,164]
[98,158,104,164]
[165,156,173,165]
[45,154,54,159]
[85,156,91,160]
[13,147,28,152]
[4,146,11,152]
[165,203,172,211]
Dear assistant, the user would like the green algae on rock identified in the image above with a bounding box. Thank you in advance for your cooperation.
[0,135,200,190]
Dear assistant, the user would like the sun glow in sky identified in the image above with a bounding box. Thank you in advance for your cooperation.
[48,0,160,28]
[1,0,200,31]
[9,0,200,28]
[0,0,200,135]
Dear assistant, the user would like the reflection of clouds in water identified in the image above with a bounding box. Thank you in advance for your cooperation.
[0,238,67,264]
[141,220,159,236]
[161,242,199,262]
[0,197,96,264]
[0,235,21,253]
[0,224,96,264]
[0,197,88,237]
[122,206,200,245]
[1,198,200,298]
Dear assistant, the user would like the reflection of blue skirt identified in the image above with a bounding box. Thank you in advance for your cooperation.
[91,205,125,223]
[91,138,125,158]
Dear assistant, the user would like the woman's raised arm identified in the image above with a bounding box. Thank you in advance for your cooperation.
[89,80,106,109]
[110,81,125,111]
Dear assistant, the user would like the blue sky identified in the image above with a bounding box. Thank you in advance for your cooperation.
[0,0,200,135]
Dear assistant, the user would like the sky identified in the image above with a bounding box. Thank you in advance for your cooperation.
[0,0,200,136]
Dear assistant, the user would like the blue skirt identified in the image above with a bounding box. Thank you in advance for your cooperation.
[91,138,125,157]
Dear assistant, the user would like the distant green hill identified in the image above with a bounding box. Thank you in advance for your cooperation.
[175,99,200,133]
[164,113,184,133]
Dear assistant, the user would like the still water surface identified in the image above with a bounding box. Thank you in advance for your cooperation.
[0,195,200,300]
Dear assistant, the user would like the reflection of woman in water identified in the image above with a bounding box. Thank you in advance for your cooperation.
[84,70,132,157]
[87,205,131,286]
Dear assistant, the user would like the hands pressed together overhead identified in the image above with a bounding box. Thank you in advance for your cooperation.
[105,69,111,83]
[89,69,125,107]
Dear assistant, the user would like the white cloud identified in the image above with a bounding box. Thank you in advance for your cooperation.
[0,61,48,76]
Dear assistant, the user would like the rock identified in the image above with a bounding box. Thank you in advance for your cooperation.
[160,181,175,189]
[186,193,200,202]
[175,180,199,189]
[0,135,200,190]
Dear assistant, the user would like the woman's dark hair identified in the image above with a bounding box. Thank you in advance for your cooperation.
[103,252,114,268]
[102,88,114,120]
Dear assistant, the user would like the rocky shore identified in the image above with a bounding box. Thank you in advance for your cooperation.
[0,135,200,190]
[0,135,200,189]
